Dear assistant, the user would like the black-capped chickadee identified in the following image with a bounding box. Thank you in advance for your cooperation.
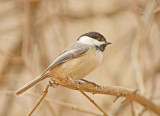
[15,32,111,96]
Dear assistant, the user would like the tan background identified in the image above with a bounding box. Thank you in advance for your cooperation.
[0,0,160,116]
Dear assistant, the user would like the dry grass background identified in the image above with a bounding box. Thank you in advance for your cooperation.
[0,0,160,116]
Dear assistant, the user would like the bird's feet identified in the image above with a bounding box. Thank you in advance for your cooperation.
[49,80,59,87]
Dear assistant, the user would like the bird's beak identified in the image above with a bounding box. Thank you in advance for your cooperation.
[107,42,112,45]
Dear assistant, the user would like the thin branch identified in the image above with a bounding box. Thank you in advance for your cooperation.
[28,84,50,116]
[52,77,160,115]
[79,90,108,116]
[130,101,135,116]
[26,91,104,116]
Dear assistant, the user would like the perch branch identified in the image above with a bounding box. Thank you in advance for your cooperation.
[52,77,160,115]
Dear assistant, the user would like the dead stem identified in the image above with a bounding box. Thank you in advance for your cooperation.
[28,84,50,116]
[130,101,135,116]
[79,90,108,116]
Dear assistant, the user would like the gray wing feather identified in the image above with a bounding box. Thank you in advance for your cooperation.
[45,42,89,71]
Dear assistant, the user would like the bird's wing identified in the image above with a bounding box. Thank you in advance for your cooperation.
[43,42,90,73]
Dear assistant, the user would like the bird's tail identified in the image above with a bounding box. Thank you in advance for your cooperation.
[14,74,47,96]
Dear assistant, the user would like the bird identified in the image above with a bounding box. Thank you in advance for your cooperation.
[15,32,111,96]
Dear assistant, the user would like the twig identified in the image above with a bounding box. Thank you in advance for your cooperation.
[79,90,108,116]
[28,84,50,116]
[130,101,135,116]
[52,77,160,115]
